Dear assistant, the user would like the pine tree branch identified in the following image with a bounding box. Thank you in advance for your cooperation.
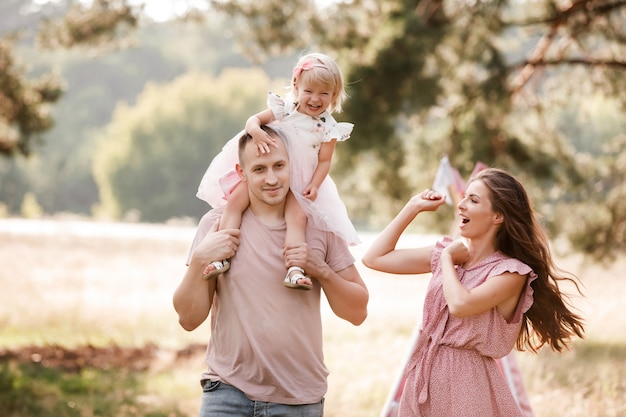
[516,58,626,69]
[504,0,626,27]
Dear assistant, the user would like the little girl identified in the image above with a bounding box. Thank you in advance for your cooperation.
[196,52,360,289]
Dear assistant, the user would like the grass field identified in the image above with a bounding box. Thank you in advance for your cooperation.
[1,219,624,417]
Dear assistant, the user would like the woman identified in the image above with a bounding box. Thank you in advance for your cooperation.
[362,168,584,417]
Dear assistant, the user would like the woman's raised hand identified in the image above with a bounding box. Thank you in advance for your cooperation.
[408,189,447,213]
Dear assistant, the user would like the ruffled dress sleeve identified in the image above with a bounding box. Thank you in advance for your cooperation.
[430,236,453,275]
[267,92,295,121]
[491,259,537,323]
[321,112,353,143]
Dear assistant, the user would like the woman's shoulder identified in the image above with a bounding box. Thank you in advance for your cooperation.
[488,253,534,278]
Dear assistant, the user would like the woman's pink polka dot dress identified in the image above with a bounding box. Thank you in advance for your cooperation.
[398,237,537,417]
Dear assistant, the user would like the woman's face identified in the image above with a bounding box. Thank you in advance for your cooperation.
[457,180,500,238]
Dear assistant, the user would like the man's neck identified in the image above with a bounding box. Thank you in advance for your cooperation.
[248,202,286,226]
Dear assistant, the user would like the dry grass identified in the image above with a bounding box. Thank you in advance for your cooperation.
[1,219,624,417]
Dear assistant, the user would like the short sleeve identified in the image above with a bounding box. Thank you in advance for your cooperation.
[305,224,354,273]
[491,258,537,322]
[431,236,454,274]
[322,113,353,143]
[185,209,223,265]
[326,122,353,142]
[267,92,295,121]
[324,229,356,272]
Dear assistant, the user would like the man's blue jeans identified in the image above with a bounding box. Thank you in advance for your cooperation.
[199,379,325,417]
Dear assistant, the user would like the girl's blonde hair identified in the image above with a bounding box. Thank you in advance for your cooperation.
[289,53,347,113]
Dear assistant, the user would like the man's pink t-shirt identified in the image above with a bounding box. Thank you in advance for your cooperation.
[187,207,355,404]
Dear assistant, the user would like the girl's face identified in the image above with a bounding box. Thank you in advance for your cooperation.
[457,180,502,239]
[294,80,333,117]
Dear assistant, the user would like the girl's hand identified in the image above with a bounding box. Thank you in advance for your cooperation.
[442,239,470,265]
[303,184,318,201]
[251,129,278,155]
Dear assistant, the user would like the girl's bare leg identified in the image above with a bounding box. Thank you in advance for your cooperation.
[283,191,312,290]
[203,182,249,279]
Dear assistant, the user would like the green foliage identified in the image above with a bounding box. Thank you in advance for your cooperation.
[216,0,626,259]
[20,192,43,218]
[0,156,30,214]
[0,36,64,156]
[211,0,320,57]
[0,0,139,157]
[555,139,626,262]
[0,16,224,216]
[0,9,274,218]
[0,361,184,417]
[37,44,185,215]
[93,68,276,221]
[37,0,139,50]
[1,0,625,259]
[0,41,187,215]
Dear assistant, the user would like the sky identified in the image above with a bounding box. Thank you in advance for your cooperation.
[32,0,336,22]
[137,0,338,22]
[29,0,209,22]
[133,0,209,22]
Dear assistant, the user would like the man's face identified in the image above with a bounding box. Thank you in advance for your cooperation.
[237,133,290,207]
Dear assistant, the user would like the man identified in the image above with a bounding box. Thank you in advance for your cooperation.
[173,125,369,416]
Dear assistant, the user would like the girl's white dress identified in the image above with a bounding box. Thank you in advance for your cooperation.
[196,92,361,246]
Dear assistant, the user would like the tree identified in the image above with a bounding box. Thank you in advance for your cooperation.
[208,0,626,260]
[0,0,139,157]
[93,68,279,222]
[0,35,64,155]
[2,0,624,258]
[0,24,188,216]
[0,4,284,219]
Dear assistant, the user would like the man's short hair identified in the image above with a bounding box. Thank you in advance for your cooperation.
[237,125,285,165]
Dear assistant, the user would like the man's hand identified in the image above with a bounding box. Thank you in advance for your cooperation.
[174,219,240,331]
[192,221,241,271]
[285,241,369,326]
[283,242,327,280]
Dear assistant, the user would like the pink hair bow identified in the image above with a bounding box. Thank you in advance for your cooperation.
[292,61,314,79]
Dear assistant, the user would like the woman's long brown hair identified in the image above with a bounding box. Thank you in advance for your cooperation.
[473,168,585,352]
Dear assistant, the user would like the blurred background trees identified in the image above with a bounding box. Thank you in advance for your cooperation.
[93,69,280,222]
[0,0,624,260]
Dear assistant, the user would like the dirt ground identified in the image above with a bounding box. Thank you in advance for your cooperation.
[0,343,202,373]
